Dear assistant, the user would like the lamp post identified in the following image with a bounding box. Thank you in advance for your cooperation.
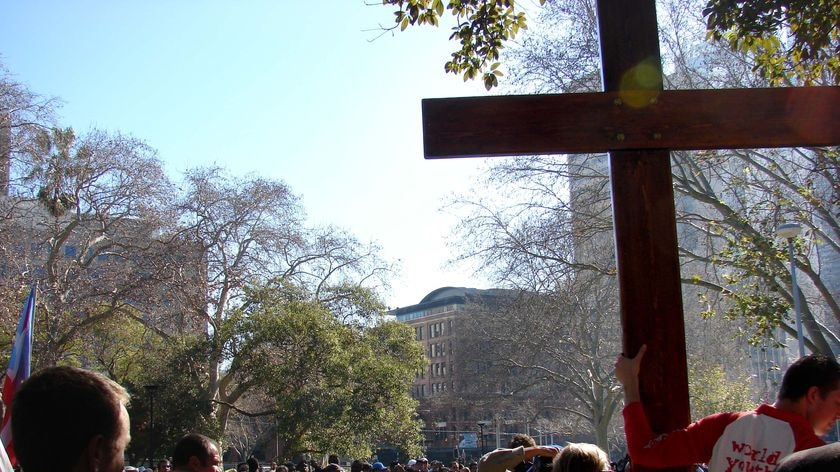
[776,223,805,357]
[493,415,502,449]
[144,384,160,467]
[477,421,489,455]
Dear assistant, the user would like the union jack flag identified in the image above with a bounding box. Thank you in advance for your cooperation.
[0,287,36,468]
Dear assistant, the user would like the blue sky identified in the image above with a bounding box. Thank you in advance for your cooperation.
[0,0,495,308]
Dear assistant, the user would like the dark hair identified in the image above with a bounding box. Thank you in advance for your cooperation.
[329,455,341,465]
[509,433,536,448]
[172,433,218,468]
[249,457,261,472]
[778,354,840,401]
[12,366,129,472]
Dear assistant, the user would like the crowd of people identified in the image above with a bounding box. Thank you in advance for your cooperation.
[7,349,840,472]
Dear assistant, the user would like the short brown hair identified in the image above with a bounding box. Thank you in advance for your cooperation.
[508,433,536,448]
[12,366,129,472]
[778,354,840,401]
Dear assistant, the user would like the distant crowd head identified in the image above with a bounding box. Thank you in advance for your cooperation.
[172,433,223,472]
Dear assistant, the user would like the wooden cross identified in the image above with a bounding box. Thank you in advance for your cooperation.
[421,0,840,465]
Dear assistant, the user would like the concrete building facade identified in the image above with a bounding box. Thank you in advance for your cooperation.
[390,287,543,459]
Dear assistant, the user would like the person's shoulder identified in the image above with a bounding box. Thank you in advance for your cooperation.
[755,403,816,430]
[691,409,745,428]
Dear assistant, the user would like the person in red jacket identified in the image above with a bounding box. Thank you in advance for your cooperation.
[615,345,840,472]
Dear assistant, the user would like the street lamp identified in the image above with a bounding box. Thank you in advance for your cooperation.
[144,384,160,467]
[477,421,489,455]
[776,223,805,357]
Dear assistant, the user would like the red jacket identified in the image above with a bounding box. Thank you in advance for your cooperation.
[623,402,824,472]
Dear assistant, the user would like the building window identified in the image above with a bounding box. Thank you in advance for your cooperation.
[415,326,424,340]
[431,362,448,378]
[424,304,460,317]
[430,322,445,338]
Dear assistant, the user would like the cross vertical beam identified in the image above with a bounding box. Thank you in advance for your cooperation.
[597,0,691,463]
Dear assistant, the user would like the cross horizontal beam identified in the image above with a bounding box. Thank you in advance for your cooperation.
[422,86,840,158]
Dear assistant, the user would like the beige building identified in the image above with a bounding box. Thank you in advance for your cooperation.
[389,287,520,458]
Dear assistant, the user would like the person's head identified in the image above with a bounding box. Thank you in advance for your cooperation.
[237,463,249,472]
[775,441,840,472]
[271,461,278,471]
[777,354,840,435]
[416,458,429,472]
[172,433,223,472]
[329,455,340,465]
[12,365,130,472]
[297,460,311,472]
[372,462,386,472]
[552,444,610,472]
[509,434,536,449]
[278,466,290,472]
[160,460,173,472]
[248,457,261,472]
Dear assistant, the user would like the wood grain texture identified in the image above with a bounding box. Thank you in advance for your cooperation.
[422,87,840,158]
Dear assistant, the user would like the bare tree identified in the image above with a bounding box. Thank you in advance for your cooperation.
[453,272,622,453]
[445,0,838,450]
[173,167,395,433]
[453,0,838,359]
[0,122,181,367]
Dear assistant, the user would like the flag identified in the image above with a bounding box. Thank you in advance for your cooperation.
[0,287,35,467]
[0,437,11,472]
